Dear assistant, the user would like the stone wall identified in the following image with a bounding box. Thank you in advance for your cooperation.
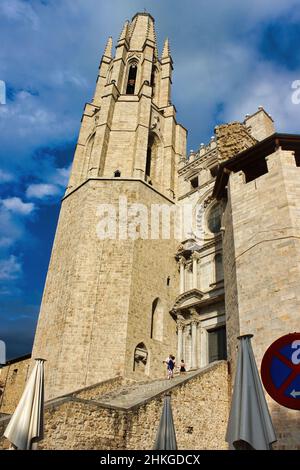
[0,361,229,450]
[32,178,178,401]
[43,361,230,450]
[70,376,125,400]
[125,362,229,450]
[224,148,300,449]
[0,357,31,415]
[244,108,275,141]
[222,196,240,376]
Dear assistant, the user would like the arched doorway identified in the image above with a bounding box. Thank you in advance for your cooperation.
[133,342,149,374]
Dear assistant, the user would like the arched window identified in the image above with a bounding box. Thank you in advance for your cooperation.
[150,66,156,88]
[133,342,148,373]
[150,66,157,97]
[82,132,95,178]
[126,63,137,95]
[146,145,152,179]
[207,204,222,234]
[114,170,121,177]
[151,298,164,342]
[107,65,113,84]
[145,133,157,183]
[145,132,162,188]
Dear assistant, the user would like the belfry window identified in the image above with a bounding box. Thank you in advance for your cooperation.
[126,64,137,95]
[151,66,157,98]
[146,146,152,178]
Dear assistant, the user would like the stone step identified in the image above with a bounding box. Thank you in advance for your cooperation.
[93,369,202,409]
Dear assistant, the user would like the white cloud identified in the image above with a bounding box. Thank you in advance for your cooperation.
[2,197,35,215]
[26,183,61,199]
[0,207,23,249]
[0,255,22,281]
[0,0,39,29]
[52,165,72,187]
[0,170,13,183]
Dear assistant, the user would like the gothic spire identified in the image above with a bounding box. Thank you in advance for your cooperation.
[118,20,129,42]
[161,38,171,59]
[103,36,113,58]
[147,17,158,57]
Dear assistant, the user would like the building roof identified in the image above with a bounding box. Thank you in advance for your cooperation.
[213,133,300,199]
[4,353,31,366]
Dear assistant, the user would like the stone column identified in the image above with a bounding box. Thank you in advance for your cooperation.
[191,321,198,369]
[179,257,186,294]
[197,322,201,367]
[182,326,187,364]
[200,328,208,367]
[192,252,199,289]
[177,323,183,362]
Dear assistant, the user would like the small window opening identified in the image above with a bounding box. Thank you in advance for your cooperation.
[126,64,137,95]
[151,66,156,97]
[210,165,218,178]
[146,146,152,178]
[167,276,170,286]
[114,170,121,177]
[190,177,198,189]
[294,151,300,167]
[244,158,268,183]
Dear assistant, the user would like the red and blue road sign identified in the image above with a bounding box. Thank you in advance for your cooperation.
[261,333,300,410]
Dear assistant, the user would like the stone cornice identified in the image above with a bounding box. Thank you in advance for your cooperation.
[63,177,176,204]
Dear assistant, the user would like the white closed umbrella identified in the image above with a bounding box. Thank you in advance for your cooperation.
[226,335,277,450]
[4,358,45,450]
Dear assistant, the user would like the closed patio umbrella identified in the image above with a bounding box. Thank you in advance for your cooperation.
[154,394,177,450]
[226,335,277,450]
[4,358,45,450]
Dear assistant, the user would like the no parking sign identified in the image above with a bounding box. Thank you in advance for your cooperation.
[261,333,300,410]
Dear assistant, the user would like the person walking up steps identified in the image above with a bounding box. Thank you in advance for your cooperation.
[167,355,175,379]
[163,354,175,379]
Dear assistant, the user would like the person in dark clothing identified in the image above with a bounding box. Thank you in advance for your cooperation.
[179,359,186,373]
[163,354,175,379]
[167,355,175,379]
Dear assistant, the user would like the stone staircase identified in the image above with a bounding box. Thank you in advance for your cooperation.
[92,369,204,409]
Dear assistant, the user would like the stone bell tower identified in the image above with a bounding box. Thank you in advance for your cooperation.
[32,13,187,400]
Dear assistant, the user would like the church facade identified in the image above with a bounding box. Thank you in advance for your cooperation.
[1,12,300,449]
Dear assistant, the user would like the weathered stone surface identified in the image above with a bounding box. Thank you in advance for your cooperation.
[0,362,229,450]
[215,122,257,162]
[223,149,300,449]
[2,11,299,451]
[0,357,31,415]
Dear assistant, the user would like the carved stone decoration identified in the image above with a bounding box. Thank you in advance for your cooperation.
[150,114,160,132]
[134,349,147,365]
[127,52,142,62]
[203,195,214,208]
[134,343,148,368]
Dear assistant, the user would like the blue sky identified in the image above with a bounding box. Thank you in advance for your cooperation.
[0,0,300,359]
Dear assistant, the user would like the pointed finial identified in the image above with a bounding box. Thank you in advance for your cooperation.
[162,38,171,59]
[147,17,156,42]
[103,36,113,58]
[118,20,129,42]
[147,16,158,57]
